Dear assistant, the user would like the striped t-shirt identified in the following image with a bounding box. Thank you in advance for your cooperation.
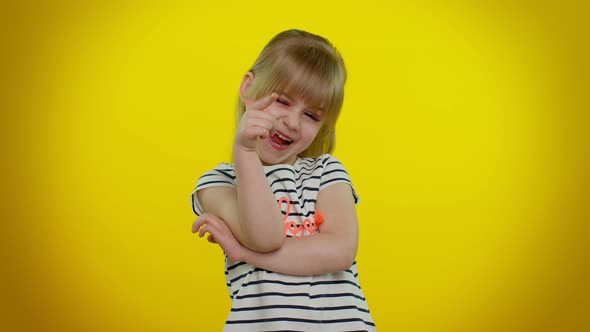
[191,154,375,331]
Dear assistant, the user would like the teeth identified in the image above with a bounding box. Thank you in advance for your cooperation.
[277,132,292,142]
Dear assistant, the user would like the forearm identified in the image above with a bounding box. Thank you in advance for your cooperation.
[233,147,284,251]
[240,233,357,276]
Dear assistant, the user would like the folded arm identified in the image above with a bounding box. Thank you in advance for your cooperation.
[196,155,284,253]
[194,183,358,275]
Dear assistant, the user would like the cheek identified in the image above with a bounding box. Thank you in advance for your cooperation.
[265,105,281,116]
[302,125,321,144]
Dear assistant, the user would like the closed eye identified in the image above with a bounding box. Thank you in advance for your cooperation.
[276,98,289,106]
[305,112,320,122]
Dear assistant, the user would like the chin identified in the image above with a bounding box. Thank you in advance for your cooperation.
[257,146,298,166]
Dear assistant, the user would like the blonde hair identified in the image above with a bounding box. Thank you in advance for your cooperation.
[236,29,347,157]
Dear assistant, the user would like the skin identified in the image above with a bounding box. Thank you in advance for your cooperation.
[193,182,358,275]
[192,73,359,274]
[238,71,324,166]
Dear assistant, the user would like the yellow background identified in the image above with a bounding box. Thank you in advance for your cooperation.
[3,1,589,331]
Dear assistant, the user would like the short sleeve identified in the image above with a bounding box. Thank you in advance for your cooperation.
[190,163,236,215]
[319,155,360,204]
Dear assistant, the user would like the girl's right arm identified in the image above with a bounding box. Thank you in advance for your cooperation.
[197,93,284,253]
[194,183,359,275]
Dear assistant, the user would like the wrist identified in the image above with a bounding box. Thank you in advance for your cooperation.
[231,244,248,263]
[233,143,261,165]
[233,133,258,153]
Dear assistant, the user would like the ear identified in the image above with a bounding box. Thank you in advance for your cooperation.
[239,71,254,100]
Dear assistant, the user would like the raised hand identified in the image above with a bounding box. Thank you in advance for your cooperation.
[234,93,279,152]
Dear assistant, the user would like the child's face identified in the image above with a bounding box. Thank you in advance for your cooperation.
[257,92,323,165]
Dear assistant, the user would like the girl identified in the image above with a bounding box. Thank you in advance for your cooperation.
[191,29,375,331]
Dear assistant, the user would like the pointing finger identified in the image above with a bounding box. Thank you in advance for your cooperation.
[251,92,278,111]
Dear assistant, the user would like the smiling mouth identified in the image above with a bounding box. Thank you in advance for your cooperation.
[269,131,293,150]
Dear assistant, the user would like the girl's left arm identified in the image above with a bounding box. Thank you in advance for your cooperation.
[193,182,358,276]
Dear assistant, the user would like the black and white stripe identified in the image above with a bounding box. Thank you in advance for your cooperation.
[191,154,373,331]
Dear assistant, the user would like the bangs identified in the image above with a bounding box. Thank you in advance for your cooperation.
[254,47,344,116]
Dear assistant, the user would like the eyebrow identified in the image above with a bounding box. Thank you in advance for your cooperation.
[280,92,324,112]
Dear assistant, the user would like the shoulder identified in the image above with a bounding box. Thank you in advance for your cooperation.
[313,154,360,204]
[191,162,236,216]
[196,162,236,190]
[205,162,235,176]
[314,154,349,177]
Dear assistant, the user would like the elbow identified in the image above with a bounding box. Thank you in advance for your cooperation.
[336,252,356,271]
[246,232,284,253]
[254,236,284,253]
[326,254,355,274]
[318,238,357,273]
[334,244,357,271]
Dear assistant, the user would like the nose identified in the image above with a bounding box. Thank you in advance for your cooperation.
[281,109,301,132]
